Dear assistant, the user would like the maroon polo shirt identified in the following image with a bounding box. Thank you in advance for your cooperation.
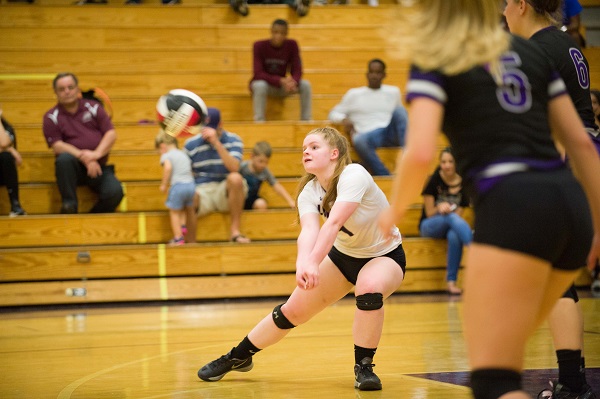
[42,99,114,165]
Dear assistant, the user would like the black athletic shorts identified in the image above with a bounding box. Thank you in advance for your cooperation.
[473,168,592,271]
[327,244,406,285]
[562,284,579,302]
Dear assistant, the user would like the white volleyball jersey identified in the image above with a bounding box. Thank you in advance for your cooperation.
[298,164,402,258]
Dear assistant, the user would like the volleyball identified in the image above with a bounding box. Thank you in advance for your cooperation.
[156,89,208,138]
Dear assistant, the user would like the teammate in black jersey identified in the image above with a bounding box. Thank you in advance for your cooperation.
[505,1,598,398]
[379,1,600,398]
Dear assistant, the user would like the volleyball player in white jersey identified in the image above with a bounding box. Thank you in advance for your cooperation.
[198,127,406,391]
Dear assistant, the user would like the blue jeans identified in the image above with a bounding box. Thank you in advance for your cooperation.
[420,212,472,282]
[352,106,408,176]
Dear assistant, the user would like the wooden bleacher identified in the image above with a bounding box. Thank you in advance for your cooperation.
[0,3,594,307]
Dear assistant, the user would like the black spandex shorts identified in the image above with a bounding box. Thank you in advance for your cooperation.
[562,284,579,302]
[473,168,592,271]
[327,244,406,285]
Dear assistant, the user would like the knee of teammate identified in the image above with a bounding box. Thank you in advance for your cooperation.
[272,303,296,330]
[356,293,383,311]
[470,369,521,399]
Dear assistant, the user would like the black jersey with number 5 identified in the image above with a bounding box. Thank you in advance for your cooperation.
[406,35,567,192]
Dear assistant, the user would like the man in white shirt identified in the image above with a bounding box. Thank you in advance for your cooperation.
[328,59,408,176]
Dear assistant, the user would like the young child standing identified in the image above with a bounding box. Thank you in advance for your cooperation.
[240,141,295,210]
[155,131,195,245]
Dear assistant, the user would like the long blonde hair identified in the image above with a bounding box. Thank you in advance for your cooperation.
[295,127,352,223]
[408,0,509,82]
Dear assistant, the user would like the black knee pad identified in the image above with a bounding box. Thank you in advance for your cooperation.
[356,293,383,311]
[272,303,296,329]
[470,369,522,399]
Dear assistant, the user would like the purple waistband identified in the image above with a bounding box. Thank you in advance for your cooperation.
[469,158,565,195]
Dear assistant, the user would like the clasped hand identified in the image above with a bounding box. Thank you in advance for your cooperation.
[280,76,298,94]
[437,201,455,214]
[296,261,319,290]
[79,150,102,178]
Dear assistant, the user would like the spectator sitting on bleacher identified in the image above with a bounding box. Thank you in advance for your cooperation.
[250,19,312,122]
[42,72,124,214]
[155,131,195,246]
[419,147,471,295]
[328,58,408,176]
[184,107,251,244]
[240,141,295,210]
[0,105,27,217]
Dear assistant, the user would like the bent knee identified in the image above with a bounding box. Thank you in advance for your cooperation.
[299,80,312,91]
[251,80,269,93]
[55,152,78,165]
[226,172,244,186]
[355,293,384,311]
[253,199,268,210]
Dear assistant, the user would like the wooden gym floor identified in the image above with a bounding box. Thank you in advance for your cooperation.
[0,292,598,398]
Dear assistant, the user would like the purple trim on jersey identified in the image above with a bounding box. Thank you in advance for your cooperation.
[469,157,565,195]
[548,72,568,99]
[406,68,447,104]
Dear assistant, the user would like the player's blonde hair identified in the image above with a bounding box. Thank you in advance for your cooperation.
[408,0,509,83]
[295,127,352,223]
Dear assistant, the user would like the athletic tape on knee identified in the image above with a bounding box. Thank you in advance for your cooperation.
[470,369,522,399]
[356,293,383,310]
[272,303,296,329]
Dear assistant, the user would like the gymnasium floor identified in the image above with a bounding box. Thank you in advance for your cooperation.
[0,292,598,398]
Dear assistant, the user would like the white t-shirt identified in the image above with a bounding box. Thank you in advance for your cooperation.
[328,85,402,136]
[297,164,402,258]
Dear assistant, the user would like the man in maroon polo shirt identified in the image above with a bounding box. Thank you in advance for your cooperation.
[42,72,123,214]
[250,19,312,122]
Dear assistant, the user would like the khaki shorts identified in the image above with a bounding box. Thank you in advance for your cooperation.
[196,180,248,216]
